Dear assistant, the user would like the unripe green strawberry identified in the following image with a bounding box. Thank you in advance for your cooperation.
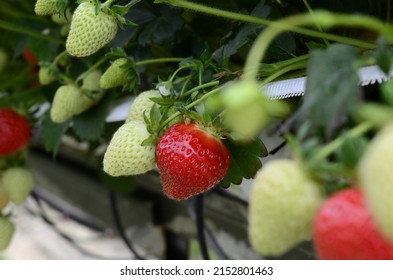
[103,120,156,176]
[50,81,105,123]
[358,122,393,242]
[100,58,132,89]
[1,167,35,205]
[126,90,161,122]
[82,69,103,92]
[66,2,118,57]
[0,186,9,210]
[0,216,14,251]
[34,0,57,16]
[248,159,323,257]
[38,66,56,85]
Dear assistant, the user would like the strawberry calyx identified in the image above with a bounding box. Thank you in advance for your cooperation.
[77,0,139,28]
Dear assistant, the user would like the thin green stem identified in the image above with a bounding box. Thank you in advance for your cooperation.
[182,81,220,97]
[102,0,115,9]
[52,50,68,66]
[76,56,109,82]
[311,122,373,163]
[0,20,64,45]
[302,0,330,46]
[159,0,376,49]
[180,76,193,95]
[243,11,393,79]
[273,54,310,69]
[134,57,184,67]
[159,86,223,131]
[261,60,307,85]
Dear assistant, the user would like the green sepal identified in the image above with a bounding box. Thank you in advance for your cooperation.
[219,138,268,188]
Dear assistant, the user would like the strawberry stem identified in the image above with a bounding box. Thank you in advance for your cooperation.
[0,19,64,45]
[158,86,223,133]
[134,57,184,67]
[76,56,109,82]
[261,60,308,86]
[242,11,393,80]
[311,122,373,163]
[157,0,376,50]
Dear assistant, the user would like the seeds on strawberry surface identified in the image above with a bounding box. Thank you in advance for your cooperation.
[50,82,105,123]
[100,58,132,89]
[126,90,161,122]
[0,108,31,156]
[103,120,156,176]
[248,159,323,257]
[66,2,118,57]
[34,0,57,16]
[314,188,393,260]
[155,122,230,200]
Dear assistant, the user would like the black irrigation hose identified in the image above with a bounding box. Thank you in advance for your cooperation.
[32,189,105,232]
[268,140,287,155]
[29,193,113,259]
[187,194,210,260]
[204,226,229,260]
[108,190,145,260]
[212,187,249,207]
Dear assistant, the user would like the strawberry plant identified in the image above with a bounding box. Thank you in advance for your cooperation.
[1,0,393,259]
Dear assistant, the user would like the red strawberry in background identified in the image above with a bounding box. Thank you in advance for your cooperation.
[0,108,32,156]
[313,188,393,260]
[156,122,231,200]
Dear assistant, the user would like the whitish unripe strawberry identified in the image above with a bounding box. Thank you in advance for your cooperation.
[126,90,161,122]
[0,186,9,210]
[38,66,56,85]
[0,216,14,251]
[81,69,103,92]
[66,2,118,57]
[103,120,156,176]
[35,0,57,16]
[100,58,132,89]
[50,81,105,123]
[358,122,393,242]
[248,159,323,256]
[1,167,35,205]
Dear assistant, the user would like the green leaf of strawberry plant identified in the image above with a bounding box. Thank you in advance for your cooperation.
[41,111,71,155]
[138,5,183,45]
[374,37,393,75]
[336,135,368,169]
[299,44,360,137]
[219,138,268,188]
[72,93,117,141]
[212,0,270,63]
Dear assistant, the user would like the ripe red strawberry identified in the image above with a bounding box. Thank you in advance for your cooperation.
[155,122,230,200]
[0,108,31,156]
[314,188,393,260]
